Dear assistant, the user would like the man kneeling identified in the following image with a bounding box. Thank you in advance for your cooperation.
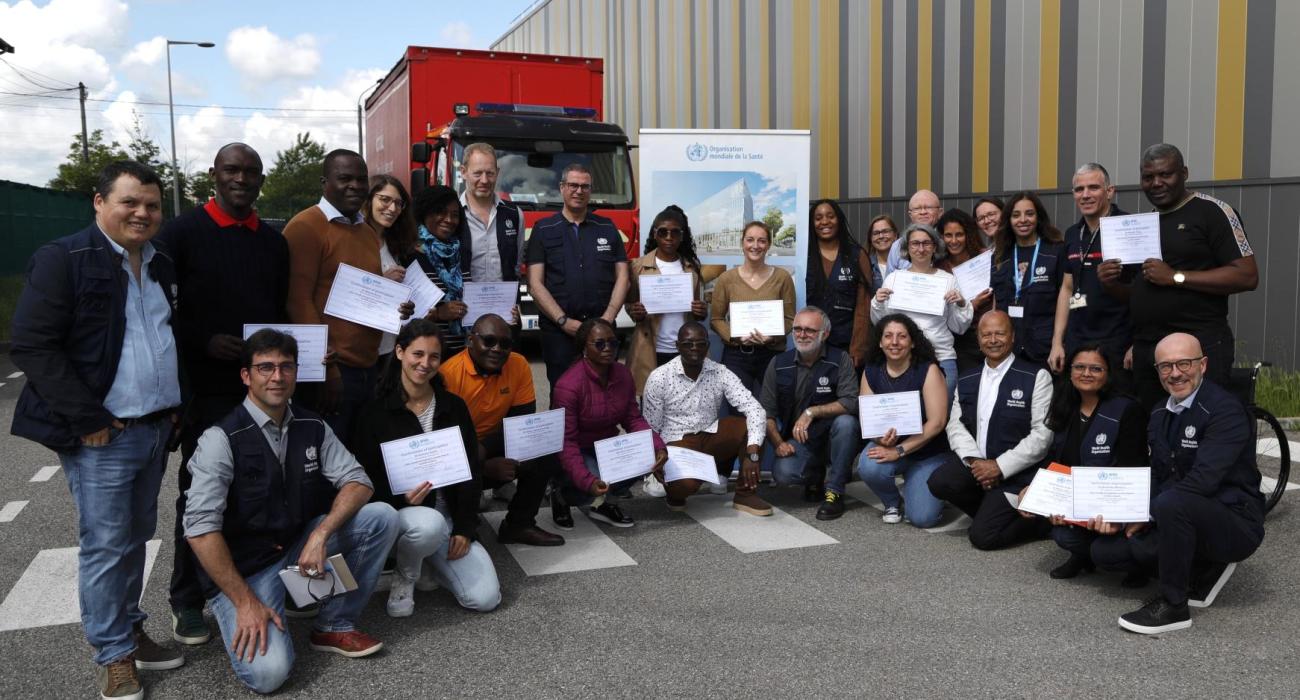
[184,329,398,693]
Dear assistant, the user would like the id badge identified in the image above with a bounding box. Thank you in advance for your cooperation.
[1068,293,1088,310]
[1008,305,1025,318]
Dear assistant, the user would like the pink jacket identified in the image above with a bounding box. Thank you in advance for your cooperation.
[552,359,665,493]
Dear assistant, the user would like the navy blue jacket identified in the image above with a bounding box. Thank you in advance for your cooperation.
[773,346,849,443]
[10,224,178,450]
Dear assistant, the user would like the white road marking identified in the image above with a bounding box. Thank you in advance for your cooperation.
[844,482,972,533]
[30,466,60,482]
[0,540,161,632]
[1259,476,1300,494]
[6,371,22,379]
[681,494,838,553]
[0,501,29,523]
[480,507,636,576]
[1256,439,1300,463]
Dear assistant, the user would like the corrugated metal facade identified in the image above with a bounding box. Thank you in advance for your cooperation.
[493,0,1300,370]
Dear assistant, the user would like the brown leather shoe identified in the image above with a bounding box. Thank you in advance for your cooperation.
[733,489,774,516]
[98,655,143,700]
[498,525,565,546]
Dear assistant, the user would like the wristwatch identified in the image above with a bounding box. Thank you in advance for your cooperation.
[747,451,761,463]
[555,314,569,326]
[896,444,908,458]
[1173,271,1186,286]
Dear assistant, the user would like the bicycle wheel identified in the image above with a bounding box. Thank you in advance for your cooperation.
[1252,406,1291,513]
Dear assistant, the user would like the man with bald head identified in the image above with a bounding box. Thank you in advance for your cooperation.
[1091,333,1263,635]
[928,311,1054,549]
[885,189,944,275]
[157,142,290,644]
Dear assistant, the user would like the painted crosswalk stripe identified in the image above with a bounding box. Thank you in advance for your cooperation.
[682,494,838,553]
[1256,439,1300,463]
[1259,476,1300,494]
[31,465,60,482]
[480,508,636,576]
[6,371,22,379]
[0,501,29,523]
[843,482,972,534]
[0,540,161,632]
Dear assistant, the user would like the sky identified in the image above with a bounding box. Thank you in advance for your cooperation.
[0,0,538,186]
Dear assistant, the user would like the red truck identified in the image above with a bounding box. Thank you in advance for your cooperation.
[363,46,640,330]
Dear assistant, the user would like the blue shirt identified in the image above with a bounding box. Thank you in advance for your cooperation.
[100,231,181,418]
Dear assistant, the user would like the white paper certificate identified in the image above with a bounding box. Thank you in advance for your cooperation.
[1100,212,1163,265]
[403,267,445,320]
[951,249,993,301]
[1017,468,1076,518]
[242,324,328,382]
[594,429,657,483]
[462,282,518,326]
[1071,467,1152,522]
[662,446,721,485]
[728,299,785,338]
[502,408,565,462]
[379,427,473,494]
[639,273,694,314]
[888,271,949,316]
[858,391,924,439]
[323,263,412,334]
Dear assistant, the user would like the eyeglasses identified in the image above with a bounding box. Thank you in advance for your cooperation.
[471,333,514,350]
[1070,363,1107,375]
[870,228,896,236]
[655,227,684,238]
[589,338,619,351]
[908,205,942,214]
[792,326,822,336]
[976,212,1000,223]
[907,239,935,248]
[284,565,338,603]
[676,340,709,349]
[1155,356,1204,376]
[561,182,592,192]
[374,193,404,211]
[251,362,298,377]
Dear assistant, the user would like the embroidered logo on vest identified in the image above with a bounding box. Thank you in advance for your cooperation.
[1096,433,1107,445]
[304,445,319,473]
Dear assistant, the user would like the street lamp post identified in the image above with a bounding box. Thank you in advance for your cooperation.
[166,39,215,216]
[357,78,382,156]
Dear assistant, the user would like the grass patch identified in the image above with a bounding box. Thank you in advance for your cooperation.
[0,275,25,344]
[1255,365,1300,418]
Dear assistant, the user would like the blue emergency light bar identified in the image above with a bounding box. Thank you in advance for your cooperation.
[476,102,598,119]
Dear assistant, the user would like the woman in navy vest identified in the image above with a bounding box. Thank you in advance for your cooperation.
[990,191,1065,367]
[855,314,952,527]
[350,319,502,617]
[805,200,873,368]
[1023,344,1147,580]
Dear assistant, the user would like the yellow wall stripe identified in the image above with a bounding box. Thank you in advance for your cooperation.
[917,0,933,190]
[1037,0,1060,188]
[819,0,841,197]
[1213,0,1247,180]
[793,0,811,131]
[971,0,991,193]
[869,0,883,197]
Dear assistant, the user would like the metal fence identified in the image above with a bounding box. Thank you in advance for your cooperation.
[0,180,93,276]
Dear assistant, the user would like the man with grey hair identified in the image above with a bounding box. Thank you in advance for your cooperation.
[458,142,525,286]
[886,189,944,275]
[1098,144,1258,411]
[1048,162,1131,388]
[759,306,861,520]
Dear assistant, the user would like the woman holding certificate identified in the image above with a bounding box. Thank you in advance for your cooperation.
[937,208,993,373]
[365,175,418,355]
[351,319,502,618]
[412,185,474,355]
[805,200,873,368]
[709,221,796,396]
[870,222,972,400]
[854,314,952,527]
[625,205,707,394]
[990,191,1066,367]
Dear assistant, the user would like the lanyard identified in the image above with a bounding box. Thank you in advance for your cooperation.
[1012,239,1040,304]
[1079,223,1100,268]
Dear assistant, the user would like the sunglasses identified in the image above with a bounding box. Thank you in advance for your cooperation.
[589,338,620,351]
[472,333,514,350]
[655,227,684,238]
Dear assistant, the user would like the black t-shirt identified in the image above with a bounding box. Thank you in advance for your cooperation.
[1057,399,1149,467]
[1063,206,1131,350]
[1129,193,1253,341]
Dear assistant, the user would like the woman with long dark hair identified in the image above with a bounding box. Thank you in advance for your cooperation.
[936,208,993,373]
[990,191,1066,366]
[710,221,797,396]
[806,199,872,367]
[365,175,419,355]
[350,319,501,617]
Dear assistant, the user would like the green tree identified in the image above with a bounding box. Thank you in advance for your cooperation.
[259,132,327,220]
[777,223,796,245]
[125,114,191,215]
[47,129,129,194]
[761,206,784,238]
[188,169,215,203]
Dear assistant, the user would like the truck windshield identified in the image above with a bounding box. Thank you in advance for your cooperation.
[453,141,634,209]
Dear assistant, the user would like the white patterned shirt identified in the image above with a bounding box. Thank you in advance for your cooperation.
[641,357,766,445]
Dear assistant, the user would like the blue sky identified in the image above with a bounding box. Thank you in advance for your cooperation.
[0,0,537,185]
[652,170,796,217]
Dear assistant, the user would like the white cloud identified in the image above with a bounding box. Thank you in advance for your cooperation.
[120,36,166,69]
[439,21,478,49]
[224,26,320,85]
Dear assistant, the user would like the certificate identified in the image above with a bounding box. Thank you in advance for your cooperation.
[593,429,657,483]
[888,271,948,316]
[728,299,785,338]
[403,267,445,320]
[323,263,412,334]
[503,408,565,462]
[242,324,328,382]
[1071,467,1152,522]
[951,249,993,301]
[662,446,721,485]
[858,391,924,439]
[1017,468,1075,518]
[639,273,695,314]
[462,282,518,326]
[1100,212,1163,264]
[379,427,473,494]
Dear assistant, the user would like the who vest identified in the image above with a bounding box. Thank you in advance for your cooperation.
[956,357,1041,460]
[774,347,848,443]
[1050,396,1133,467]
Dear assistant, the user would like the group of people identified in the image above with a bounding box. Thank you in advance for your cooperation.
[7,138,1267,699]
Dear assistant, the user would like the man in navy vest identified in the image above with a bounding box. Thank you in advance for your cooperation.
[928,311,1054,549]
[184,330,398,693]
[10,160,185,700]
[458,142,525,288]
[1099,333,1264,635]
[759,306,861,520]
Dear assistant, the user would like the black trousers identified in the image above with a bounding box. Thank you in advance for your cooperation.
[169,392,244,611]
[539,322,579,398]
[1131,328,1233,414]
[927,454,1048,550]
[1092,488,1263,605]
[479,429,561,531]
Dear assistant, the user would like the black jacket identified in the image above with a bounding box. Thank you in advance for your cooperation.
[10,224,178,449]
[350,379,483,540]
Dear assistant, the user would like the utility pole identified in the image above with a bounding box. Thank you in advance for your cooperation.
[78,82,89,163]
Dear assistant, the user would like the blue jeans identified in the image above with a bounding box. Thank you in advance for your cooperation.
[59,418,170,666]
[392,505,501,612]
[771,414,861,494]
[856,446,948,528]
[560,453,638,506]
[938,358,958,404]
[209,502,398,694]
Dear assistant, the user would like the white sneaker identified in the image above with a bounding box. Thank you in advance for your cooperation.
[414,564,440,592]
[386,573,415,617]
[642,474,667,498]
[708,472,729,495]
[882,506,903,524]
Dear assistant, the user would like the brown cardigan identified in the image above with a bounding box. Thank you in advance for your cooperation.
[624,250,704,394]
[708,266,796,352]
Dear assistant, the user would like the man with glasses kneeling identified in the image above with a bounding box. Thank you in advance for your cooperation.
[184,329,398,693]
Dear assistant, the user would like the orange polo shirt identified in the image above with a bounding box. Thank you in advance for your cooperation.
[438,351,536,438]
